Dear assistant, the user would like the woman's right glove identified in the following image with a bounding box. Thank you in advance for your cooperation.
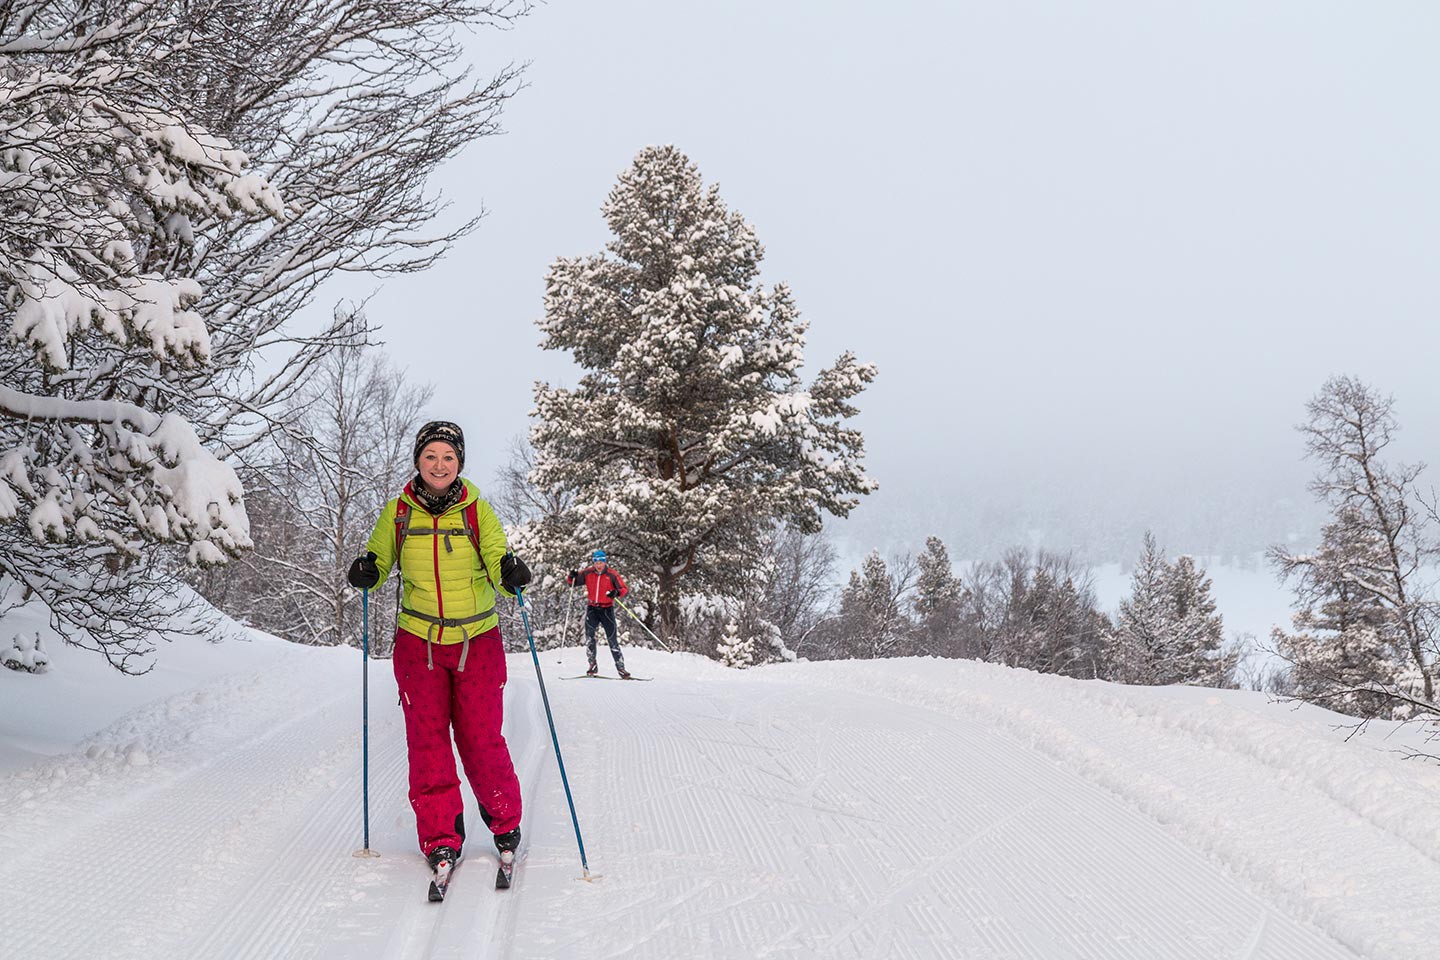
[347,552,380,589]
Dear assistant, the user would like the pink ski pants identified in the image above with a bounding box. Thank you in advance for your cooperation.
[392,627,522,856]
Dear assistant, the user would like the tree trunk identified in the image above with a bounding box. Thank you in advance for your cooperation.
[657,566,682,642]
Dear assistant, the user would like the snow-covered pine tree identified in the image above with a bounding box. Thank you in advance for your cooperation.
[1165,554,1235,687]
[835,551,914,659]
[528,146,876,642]
[1270,377,1438,717]
[1271,508,1401,717]
[716,619,757,668]
[1106,532,1170,684]
[911,536,965,657]
[1107,533,1233,687]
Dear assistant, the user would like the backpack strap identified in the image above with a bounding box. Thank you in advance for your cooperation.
[394,496,497,591]
[394,499,413,559]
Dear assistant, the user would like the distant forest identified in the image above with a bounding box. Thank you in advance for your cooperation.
[829,469,1327,566]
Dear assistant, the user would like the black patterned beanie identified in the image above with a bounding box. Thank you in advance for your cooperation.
[413,420,465,471]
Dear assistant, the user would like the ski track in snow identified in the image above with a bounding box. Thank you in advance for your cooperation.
[520,662,1356,960]
[6,645,1437,958]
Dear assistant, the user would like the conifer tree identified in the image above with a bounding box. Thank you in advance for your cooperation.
[1271,508,1400,716]
[1165,554,1235,686]
[1108,533,1233,686]
[835,551,913,659]
[717,620,757,669]
[527,146,876,641]
[911,536,965,657]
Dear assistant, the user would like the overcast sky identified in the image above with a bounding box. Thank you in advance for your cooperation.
[324,1,1440,561]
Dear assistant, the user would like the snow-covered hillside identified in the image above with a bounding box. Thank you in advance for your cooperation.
[2,627,1438,959]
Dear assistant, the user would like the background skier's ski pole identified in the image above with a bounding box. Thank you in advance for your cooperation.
[354,587,379,858]
[515,587,595,880]
[614,596,673,652]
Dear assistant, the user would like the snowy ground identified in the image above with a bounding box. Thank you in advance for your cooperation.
[3,622,1439,959]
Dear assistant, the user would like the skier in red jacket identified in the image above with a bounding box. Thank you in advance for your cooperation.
[567,549,630,678]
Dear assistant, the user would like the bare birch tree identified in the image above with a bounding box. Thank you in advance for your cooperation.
[1271,376,1439,717]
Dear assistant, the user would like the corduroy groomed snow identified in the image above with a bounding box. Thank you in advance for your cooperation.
[413,420,465,470]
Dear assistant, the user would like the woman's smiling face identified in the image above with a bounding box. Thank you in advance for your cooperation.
[418,441,459,494]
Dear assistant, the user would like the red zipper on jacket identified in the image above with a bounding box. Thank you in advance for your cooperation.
[431,511,444,641]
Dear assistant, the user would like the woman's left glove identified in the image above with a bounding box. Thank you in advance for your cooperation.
[348,552,380,589]
[500,553,531,591]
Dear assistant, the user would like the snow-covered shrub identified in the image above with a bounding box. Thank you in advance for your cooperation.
[1,631,49,674]
[716,621,756,669]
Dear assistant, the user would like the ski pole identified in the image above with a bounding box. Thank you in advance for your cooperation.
[515,587,595,880]
[354,587,379,858]
[614,596,673,652]
[561,589,576,648]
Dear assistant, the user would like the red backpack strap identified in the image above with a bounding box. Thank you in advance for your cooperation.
[394,499,412,557]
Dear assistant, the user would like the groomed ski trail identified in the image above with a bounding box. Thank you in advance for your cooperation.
[521,650,1362,960]
[8,644,1435,958]
[0,645,550,960]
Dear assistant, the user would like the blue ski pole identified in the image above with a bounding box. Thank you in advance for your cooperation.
[515,587,595,880]
[354,586,379,859]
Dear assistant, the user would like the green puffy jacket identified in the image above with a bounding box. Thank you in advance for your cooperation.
[364,478,511,643]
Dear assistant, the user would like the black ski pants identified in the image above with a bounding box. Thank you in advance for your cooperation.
[584,605,625,671]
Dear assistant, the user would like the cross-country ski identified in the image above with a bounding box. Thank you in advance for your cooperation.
[496,850,516,889]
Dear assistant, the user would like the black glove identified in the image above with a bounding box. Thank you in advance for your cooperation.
[606,588,618,599]
[568,569,580,582]
[500,553,531,591]
[348,552,380,589]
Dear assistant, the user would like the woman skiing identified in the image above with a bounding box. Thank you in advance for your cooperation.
[347,420,531,895]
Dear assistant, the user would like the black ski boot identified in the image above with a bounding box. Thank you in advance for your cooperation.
[494,827,520,889]
[427,845,461,902]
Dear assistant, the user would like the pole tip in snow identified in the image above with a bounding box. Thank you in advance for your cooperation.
[352,848,382,859]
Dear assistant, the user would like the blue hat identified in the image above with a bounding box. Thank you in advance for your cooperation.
[592,549,606,561]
